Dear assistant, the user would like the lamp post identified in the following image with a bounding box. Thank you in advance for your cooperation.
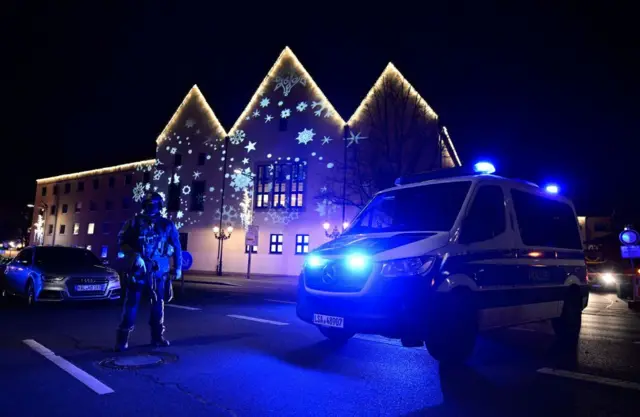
[323,222,349,240]
[214,225,233,275]
[215,135,232,276]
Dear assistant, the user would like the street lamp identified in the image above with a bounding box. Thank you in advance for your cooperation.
[323,222,341,239]
[213,225,233,276]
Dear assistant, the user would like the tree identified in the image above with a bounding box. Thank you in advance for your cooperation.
[321,67,449,210]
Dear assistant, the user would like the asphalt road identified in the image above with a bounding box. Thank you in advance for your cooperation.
[1,282,640,417]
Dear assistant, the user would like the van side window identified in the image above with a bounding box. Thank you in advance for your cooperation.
[461,185,505,243]
[512,190,582,249]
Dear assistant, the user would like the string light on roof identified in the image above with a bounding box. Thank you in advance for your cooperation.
[36,159,156,184]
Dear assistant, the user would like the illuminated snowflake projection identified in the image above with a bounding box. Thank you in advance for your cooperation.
[327,163,335,169]
[160,207,168,218]
[266,208,299,225]
[132,183,146,202]
[182,185,191,195]
[230,130,246,145]
[153,170,164,181]
[296,101,308,112]
[158,191,166,201]
[176,210,184,219]
[280,109,291,119]
[260,97,270,108]
[296,128,315,145]
[175,222,184,230]
[173,173,180,184]
[215,205,239,227]
[273,71,306,96]
[311,101,333,118]
[278,101,283,106]
[345,131,368,147]
[315,199,338,217]
[321,136,333,145]
[135,162,154,172]
[230,169,254,192]
[242,158,249,165]
[193,171,202,179]
[244,141,256,153]
[145,183,151,190]
[170,147,177,155]
[265,114,273,123]
[185,119,196,128]
[252,110,260,118]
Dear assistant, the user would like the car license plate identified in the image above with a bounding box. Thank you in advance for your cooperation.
[313,314,344,328]
[75,285,103,292]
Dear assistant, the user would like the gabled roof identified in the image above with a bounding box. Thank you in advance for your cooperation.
[228,46,345,135]
[348,62,439,125]
[156,84,227,144]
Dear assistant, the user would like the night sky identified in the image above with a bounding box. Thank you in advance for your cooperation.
[3,3,637,238]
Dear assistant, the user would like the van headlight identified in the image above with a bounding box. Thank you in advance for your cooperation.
[380,256,435,278]
[108,274,120,282]
[42,275,65,282]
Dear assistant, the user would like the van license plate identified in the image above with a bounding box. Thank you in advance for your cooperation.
[75,285,103,291]
[313,314,344,328]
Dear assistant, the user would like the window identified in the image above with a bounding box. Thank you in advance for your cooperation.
[190,180,206,211]
[295,234,310,254]
[279,117,288,131]
[89,200,97,211]
[102,222,111,235]
[53,185,59,195]
[512,189,582,250]
[143,172,150,183]
[460,185,506,244]
[168,183,180,212]
[125,174,132,185]
[174,153,182,166]
[105,200,113,210]
[41,186,47,197]
[59,224,66,235]
[50,205,57,215]
[290,163,305,208]
[179,232,189,251]
[272,164,289,208]
[47,225,53,235]
[87,223,95,235]
[64,183,71,194]
[122,197,131,209]
[255,165,272,208]
[108,177,115,188]
[73,223,80,235]
[198,153,207,166]
[77,181,84,192]
[62,204,68,214]
[75,201,82,212]
[245,245,258,253]
[101,245,108,258]
[93,178,99,190]
[255,162,307,209]
[269,234,283,254]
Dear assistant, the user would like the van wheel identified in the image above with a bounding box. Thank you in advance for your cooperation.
[25,280,36,307]
[425,290,478,364]
[318,327,355,344]
[552,288,582,345]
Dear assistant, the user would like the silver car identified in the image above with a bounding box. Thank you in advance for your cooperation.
[2,246,121,304]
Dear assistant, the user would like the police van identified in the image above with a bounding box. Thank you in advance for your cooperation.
[296,162,588,363]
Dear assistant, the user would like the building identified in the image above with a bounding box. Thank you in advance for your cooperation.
[30,47,461,276]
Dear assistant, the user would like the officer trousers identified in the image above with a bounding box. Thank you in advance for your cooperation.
[118,273,167,334]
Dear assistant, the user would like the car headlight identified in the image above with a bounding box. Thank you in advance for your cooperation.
[380,256,435,278]
[108,274,120,282]
[601,273,616,284]
[42,275,65,282]
[305,255,329,269]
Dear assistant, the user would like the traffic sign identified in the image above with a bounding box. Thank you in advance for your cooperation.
[182,251,193,271]
[245,225,259,247]
[621,245,640,259]
[620,228,639,245]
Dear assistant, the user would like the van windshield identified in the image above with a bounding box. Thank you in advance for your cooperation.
[344,181,472,235]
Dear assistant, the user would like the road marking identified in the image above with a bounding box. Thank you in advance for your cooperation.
[227,314,289,326]
[537,367,640,391]
[166,304,201,311]
[22,339,114,395]
[264,299,296,305]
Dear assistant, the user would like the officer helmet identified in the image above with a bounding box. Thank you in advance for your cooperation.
[142,192,164,213]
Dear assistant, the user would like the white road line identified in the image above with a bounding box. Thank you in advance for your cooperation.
[537,367,640,391]
[166,304,201,311]
[264,299,297,305]
[227,314,289,326]
[22,339,114,395]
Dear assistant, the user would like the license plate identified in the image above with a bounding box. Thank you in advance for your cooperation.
[313,314,344,328]
[75,285,104,292]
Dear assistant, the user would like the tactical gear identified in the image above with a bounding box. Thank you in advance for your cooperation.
[151,324,170,347]
[141,192,164,213]
[115,328,131,352]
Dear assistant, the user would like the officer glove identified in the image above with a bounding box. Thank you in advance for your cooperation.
[172,269,182,280]
[132,254,146,274]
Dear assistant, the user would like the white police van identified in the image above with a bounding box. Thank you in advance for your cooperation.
[296,162,588,363]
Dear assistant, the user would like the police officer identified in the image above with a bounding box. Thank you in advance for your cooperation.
[115,192,182,352]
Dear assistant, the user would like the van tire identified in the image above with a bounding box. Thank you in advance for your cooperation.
[425,290,478,364]
[552,288,582,345]
[318,327,355,344]
[25,279,36,307]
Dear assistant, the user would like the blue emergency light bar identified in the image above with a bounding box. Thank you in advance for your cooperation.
[395,161,496,186]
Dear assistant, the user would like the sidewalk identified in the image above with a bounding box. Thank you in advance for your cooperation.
[183,272,298,287]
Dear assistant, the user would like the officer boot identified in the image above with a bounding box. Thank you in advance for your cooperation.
[151,325,170,347]
[114,329,131,352]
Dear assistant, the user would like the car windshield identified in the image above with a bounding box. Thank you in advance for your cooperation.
[35,247,101,267]
[344,180,472,235]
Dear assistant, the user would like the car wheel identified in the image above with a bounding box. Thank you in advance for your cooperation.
[25,280,36,307]
[318,327,355,344]
[552,287,582,346]
[425,289,478,364]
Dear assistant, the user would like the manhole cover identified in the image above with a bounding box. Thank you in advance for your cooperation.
[99,351,178,370]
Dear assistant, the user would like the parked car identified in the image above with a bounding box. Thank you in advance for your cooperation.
[2,246,121,305]
[585,261,634,292]
[0,257,13,300]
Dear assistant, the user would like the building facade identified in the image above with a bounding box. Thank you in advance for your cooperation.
[31,47,461,277]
